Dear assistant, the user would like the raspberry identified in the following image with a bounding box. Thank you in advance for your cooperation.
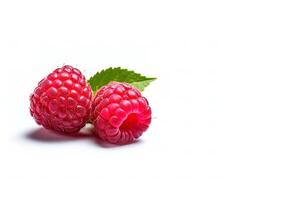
[91,82,152,144]
[30,65,92,133]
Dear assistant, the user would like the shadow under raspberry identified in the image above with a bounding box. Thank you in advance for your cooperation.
[25,124,144,147]
[25,125,94,142]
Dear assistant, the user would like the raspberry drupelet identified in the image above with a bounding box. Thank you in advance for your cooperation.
[91,82,152,144]
[30,65,92,133]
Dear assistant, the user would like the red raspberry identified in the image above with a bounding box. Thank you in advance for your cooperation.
[91,82,152,144]
[30,65,92,133]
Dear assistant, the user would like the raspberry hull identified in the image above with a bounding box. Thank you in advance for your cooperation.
[91,82,152,144]
[30,65,92,133]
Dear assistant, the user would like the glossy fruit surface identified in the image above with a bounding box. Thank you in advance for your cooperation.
[91,82,152,144]
[30,65,92,133]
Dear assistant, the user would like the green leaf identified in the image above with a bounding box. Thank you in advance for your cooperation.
[87,67,156,93]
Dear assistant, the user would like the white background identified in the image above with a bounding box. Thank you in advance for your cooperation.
[0,0,300,199]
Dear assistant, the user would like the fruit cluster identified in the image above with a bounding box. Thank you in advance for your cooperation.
[30,65,155,145]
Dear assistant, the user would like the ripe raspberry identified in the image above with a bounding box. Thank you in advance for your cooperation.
[30,65,92,133]
[91,82,152,144]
